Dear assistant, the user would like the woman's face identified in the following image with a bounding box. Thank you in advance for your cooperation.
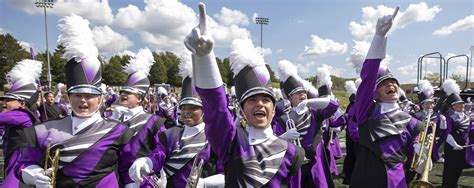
[119,91,142,108]
[180,104,203,126]
[3,99,24,112]
[69,93,102,117]
[376,79,399,103]
[290,90,307,107]
[242,94,275,129]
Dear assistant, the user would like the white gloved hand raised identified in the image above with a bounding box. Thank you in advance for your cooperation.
[184,3,214,57]
[280,129,301,140]
[375,6,399,37]
[129,157,154,183]
[21,165,51,188]
[367,6,399,59]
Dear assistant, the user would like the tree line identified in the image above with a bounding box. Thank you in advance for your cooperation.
[1,33,367,91]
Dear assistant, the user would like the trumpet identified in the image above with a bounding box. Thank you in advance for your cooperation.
[44,138,60,188]
[285,117,302,147]
[185,157,204,188]
[409,109,437,188]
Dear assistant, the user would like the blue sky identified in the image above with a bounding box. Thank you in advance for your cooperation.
[1,0,473,84]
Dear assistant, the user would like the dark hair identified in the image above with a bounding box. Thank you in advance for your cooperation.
[44,92,54,98]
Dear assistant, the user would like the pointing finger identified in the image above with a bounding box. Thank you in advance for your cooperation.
[198,2,207,35]
[392,6,400,19]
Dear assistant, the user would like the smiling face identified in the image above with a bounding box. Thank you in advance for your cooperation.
[69,93,102,117]
[241,94,275,129]
[180,104,203,126]
[290,90,307,107]
[119,91,142,108]
[422,101,434,110]
[376,79,399,103]
[452,102,465,112]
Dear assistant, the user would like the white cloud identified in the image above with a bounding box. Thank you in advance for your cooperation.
[349,3,441,41]
[252,13,258,24]
[276,49,284,54]
[113,0,251,52]
[346,40,392,73]
[0,28,7,34]
[114,50,136,58]
[256,47,272,57]
[213,7,249,26]
[433,15,474,36]
[293,62,344,78]
[17,41,31,52]
[302,35,347,57]
[92,26,133,54]
[7,0,114,25]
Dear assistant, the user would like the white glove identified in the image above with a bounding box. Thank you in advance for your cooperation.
[446,134,463,150]
[159,169,167,187]
[129,157,154,182]
[197,174,225,188]
[280,129,300,140]
[184,3,222,89]
[367,6,399,59]
[21,165,51,188]
[331,127,341,134]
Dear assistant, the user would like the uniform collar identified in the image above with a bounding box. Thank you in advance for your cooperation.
[123,106,145,122]
[380,102,400,114]
[71,112,103,135]
[246,124,275,145]
[182,122,205,139]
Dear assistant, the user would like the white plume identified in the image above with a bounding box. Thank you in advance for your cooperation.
[178,50,193,79]
[418,80,434,97]
[230,38,265,76]
[355,78,362,88]
[124,48,154,75]
[7,59,43,84]
[57,14,98,62]
[301,79,318,96]
[345,80,357,95]
[316,64,333,88]
[277,60,300,82]
[230,86,236,96]
[442,79,461,95]
[272,88,282,99]
[157,86,168,96]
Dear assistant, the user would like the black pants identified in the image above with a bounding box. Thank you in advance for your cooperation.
[442,147,467,188]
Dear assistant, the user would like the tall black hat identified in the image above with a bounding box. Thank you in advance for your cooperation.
[230,39,275,106]
[345,80,357,103]
[301,79,318,99]
[0,60,42,101]
[121,48,154,97]
[442,79,463,105]
[417,80,434,103]
[278,60,305,97]
[58,14,102,95]
[179,53,202,107]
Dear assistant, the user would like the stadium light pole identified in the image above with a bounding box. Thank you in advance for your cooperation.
[255,17,269,55]
[35,0,55,89]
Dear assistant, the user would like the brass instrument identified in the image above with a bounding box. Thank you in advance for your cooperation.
[285,117,302,147]
[185,157,204,188]
[44,138,60,188]
[409,110,436,188]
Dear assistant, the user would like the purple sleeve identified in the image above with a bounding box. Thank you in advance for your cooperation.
[347,105,359,142]
[14,145,43,182]
[315,99,339,119]
[196,86,235,164]
[329,115,346,129]
[355,59,382,124]
[0,111,34,128]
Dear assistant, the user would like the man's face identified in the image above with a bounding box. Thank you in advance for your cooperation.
[180,104,203,126]
[422,101,434,110]
[45,93,54,104]
[69,93,101,117]
[242,94,275,129]
[376,79,399,103]
[452,103,465,112]
[3,99,24,112]
[119,91,141,108]
[290,90,307,107]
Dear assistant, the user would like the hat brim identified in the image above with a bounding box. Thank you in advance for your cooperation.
[240,87,276,106]
[68,85,102,95]
[179,97,203,107]
[0,94,23,101]
[376,76,399,86]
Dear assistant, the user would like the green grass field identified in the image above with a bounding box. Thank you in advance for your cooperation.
[332,130,474,188]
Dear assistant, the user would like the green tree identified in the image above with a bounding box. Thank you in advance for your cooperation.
[103,55,127,86]
[150,52,168,85]
[0,34,30,89]
[266,64,278,83]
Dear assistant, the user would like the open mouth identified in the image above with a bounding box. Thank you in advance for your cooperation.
[78,105,88,110]
[254,111,266,118]
[386,89,396,95]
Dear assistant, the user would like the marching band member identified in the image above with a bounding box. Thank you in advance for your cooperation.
[184,3,305,186]
[341,80,358,185]
[14,14,134,187]
[0,59,42,187]
[276,60,338,188]
[441,79,474,188]
[128,49,224,187]
[350,8,425,187]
